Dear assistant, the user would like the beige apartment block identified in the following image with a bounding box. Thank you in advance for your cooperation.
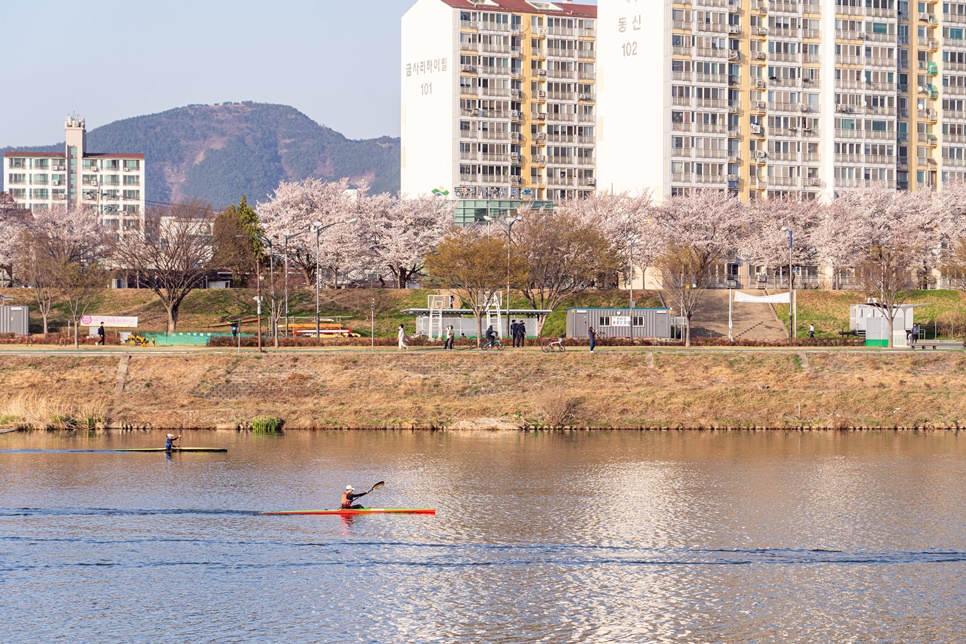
[3,116,145,234]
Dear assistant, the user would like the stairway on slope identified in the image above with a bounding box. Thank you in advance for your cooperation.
[677,290,788,341]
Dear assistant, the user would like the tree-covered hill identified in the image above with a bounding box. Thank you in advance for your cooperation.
[1,102,400,207]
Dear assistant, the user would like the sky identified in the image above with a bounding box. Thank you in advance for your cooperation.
[0,1,417,147]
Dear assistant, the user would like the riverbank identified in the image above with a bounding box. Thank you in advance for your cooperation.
[1,348,964,429]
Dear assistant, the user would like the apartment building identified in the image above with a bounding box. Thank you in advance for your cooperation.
[3,116,145,233]
[597,0,959,200]
[401,0,597,224]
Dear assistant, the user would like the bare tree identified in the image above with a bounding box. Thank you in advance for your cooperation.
[56,259,110,347]
[113,201,215,333]
[514,205,620,335]
[424,227,525,347]
[17,230,58,334]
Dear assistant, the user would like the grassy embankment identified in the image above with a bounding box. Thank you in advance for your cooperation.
[0,287,662,339]
[775,290,966,339]
[1,350,965,430]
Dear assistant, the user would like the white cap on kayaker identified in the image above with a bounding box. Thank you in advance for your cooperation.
[346,485,354,491]
[167,434,175,438]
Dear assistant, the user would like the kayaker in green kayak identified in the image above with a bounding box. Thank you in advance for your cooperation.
[165,433,181,452]
[341,485,369,509]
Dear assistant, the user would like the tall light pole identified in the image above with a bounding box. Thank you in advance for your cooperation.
[238,234,275,350]
[484,214,523,338]
[282,229,310,338]
[312,218,358,342]
[627,234,639,342]
[781,226,794,339]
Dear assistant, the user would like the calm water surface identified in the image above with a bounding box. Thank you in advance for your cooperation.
[1,430,964,643]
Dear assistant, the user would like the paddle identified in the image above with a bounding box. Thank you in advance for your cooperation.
[367,481,385,494]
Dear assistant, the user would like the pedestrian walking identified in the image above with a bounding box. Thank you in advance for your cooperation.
[515,320,526,347]
[912,324,920,344]
[509,320,519,348]
[97,324,106,346]
[397,324,409,350]
[445,325,454,350]
[588,326,596,353]
[808,324,815,338]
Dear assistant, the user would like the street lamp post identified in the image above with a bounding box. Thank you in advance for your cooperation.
[628,234,639,342]
[484,214,523,338]
[238,234,275,350]
[781,226,794,339]
[311,218,358,342]
[282,229,310,338]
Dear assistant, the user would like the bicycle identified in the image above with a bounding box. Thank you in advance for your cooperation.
[542,337,565,352]
[481,337,504,350]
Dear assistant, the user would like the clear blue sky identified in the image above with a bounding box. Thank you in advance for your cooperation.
[0,1,418,147]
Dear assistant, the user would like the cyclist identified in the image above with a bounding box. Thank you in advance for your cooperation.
[484,325,496,347]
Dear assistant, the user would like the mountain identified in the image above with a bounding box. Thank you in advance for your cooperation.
[1,102,400,207]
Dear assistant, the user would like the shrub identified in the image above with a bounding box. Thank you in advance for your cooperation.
[251,416,284,433]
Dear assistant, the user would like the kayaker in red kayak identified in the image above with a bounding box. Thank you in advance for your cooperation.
[341,485,368,509]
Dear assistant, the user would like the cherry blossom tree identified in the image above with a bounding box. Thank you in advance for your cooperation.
[0,195,29,286]
[360,193,453,288]
[740,196,821,289]
[840,186,940,346]
[564,191,656,287]
[651,190,749,346]
[258,178,364,288]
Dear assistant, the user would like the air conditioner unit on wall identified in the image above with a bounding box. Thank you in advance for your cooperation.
[587,178,596,185]
[758,27,768,35]
[755,150,767,159]
[756,52,767,60]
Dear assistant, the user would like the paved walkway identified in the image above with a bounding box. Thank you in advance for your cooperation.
[688,290,788,341]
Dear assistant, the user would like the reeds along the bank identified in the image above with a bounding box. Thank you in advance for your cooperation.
[0,392,109,430]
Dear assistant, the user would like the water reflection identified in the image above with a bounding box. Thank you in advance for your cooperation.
[0,430,964,642]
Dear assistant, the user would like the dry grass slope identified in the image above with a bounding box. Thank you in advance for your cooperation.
[1,350,964,430]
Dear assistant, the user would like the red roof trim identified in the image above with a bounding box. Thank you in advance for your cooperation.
[439,0,596,18]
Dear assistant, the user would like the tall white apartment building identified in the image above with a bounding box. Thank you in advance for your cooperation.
[3,116,145,233]
[402,0,597,224]
[597,0,958,201]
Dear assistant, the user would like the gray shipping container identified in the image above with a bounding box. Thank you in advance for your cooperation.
[566,308,672,339]
[0,305,30,335]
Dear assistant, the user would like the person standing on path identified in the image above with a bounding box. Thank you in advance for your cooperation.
[445,325,454,350]
[588,326,596,353]
[397,324,409,350]
[515,320,526,347]
[808,324,815,338]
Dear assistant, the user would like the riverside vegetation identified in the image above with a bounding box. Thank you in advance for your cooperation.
[1,350,965,430]
[2,287,964,431]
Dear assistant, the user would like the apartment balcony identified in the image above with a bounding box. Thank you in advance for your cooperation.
[769,0,802,12]
[672,71,692,81]
[694,22,728,34]
[694,46,728,59]
[577,112,595,123]
[946,12,966,24]
[672,45,691,56]
[835,129,865,139]
[696,73,727,84]
[578,71,596,81]
[549,91,576,101]
[547,112,575,124]
[694,122,727,135]
[770,152,798,162]
[547,48,575,59]
[577,49,596,60]
[547,176,579,187]
[481,129,512,141]
[548,68,577,80]
[835,30,864,41]
[479,22,511,33]
[672,148,694,158]
[802,28,820,39]
[770,27,800,38]
[6,177,25,185]
[866,154,894,165]
[460,20,478,31]
[547,26,576,37]
[803,53,821,63]
[672,20,691,31]
[479,65,511,76]
[769,176,799,187]
[696,98,727,109]
[694,148,726,159]
[674,121,695,132]
[695,174,727,185]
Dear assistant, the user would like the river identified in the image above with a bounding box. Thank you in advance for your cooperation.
[1,430,964,642]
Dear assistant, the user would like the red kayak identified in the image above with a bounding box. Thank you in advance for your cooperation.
[263,507,436,516]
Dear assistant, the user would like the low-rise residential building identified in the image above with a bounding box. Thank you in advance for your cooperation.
[3,116,145,234]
